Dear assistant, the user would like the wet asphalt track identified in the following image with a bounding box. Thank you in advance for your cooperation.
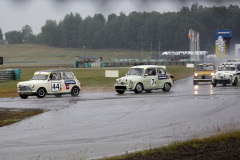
[0,76,240,160]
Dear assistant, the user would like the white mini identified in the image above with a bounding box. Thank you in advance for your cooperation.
[17,69,81,99]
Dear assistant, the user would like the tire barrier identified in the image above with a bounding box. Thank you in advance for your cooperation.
[0,69,21,82]
[74,61,104,68]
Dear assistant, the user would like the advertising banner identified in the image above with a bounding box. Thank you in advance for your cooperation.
[215,30,231,58]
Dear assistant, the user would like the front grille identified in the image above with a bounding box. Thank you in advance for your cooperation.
[19,86,32,91]
[115,86,126,90]
[197,75,211,79]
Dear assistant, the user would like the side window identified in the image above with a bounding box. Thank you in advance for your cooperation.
[157,68,166,75]
[145,68,156,76]
[50,73,61,80]
[63,72,74,80]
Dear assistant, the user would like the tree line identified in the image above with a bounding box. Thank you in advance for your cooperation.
[1,3,240,53]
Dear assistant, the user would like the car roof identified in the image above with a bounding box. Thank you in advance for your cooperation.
[36,69,72,73]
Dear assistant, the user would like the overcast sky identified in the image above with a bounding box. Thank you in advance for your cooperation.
[0,0,239,35]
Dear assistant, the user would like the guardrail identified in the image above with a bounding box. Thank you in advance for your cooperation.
[103,61,197,67]
[0,69,21,82]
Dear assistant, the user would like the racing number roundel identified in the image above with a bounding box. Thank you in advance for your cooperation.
[52,82,61,92]
[151,78,156,86]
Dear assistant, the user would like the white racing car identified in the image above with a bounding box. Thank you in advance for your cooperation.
[17,69,81,99]
[115,65,174,94]
[212,62,240,86]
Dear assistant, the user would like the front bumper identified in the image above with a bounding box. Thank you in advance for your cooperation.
[18,91,36,96]
[194,75,212,82]
[213,79,231,84]
[193,78,212,82]
[115,84,133,91]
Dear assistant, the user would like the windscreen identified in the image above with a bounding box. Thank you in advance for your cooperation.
[127,68,143,76]
[31,72,49,80]
[196,65,214,71]
[217,66,235,71]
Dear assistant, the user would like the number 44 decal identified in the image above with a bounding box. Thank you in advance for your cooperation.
[52,82,61,92]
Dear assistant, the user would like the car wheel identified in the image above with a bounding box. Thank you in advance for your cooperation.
[55,94,62,97]
[116,90,125,94]
[71,86,80,96]
[232,78,238,86]
[162,82,171,92]
[212,82,217,87]
[36,88,46,98]
[19,94,28,99]
[134,83,143,93]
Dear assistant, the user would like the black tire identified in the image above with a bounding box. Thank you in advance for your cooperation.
[134,83,143,93]
[71,86,80,97]
[232,78,238,86]
[19,94,28,99]
[116,90,125,94]
[36,88,46,98]
[55,94,62,97]
[145,90,152,93]
[162,82,171,92]
[212,82,217,87]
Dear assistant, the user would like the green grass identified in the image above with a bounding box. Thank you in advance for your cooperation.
[101,130,240,160]
[0,44,154,62]
[0,109,43,127]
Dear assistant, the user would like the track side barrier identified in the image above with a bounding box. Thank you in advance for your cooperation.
[0,69,21,82]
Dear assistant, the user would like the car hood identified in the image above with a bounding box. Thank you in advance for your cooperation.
[116,75,142,82]
[215,71,234,78]
[18,80,45,85]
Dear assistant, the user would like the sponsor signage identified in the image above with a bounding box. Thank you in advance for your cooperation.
[215,30,232,40]
[215,30,232,58]
[64,80,76,85]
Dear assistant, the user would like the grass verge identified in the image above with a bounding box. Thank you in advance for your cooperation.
[0,109,43,127]
[102,130,240,160]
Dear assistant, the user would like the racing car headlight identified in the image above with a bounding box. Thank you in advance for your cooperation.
[194,73,198,77]
[17,84,20,88]
[30,84,34,88]
[115,80,118,84]
[211,72,215,76]
[129,80,133,84]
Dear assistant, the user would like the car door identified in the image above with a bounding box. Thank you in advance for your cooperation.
[62,71,77,93]
[142,68,158,89]
[157,68,167,88]
[48,72,64,94]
